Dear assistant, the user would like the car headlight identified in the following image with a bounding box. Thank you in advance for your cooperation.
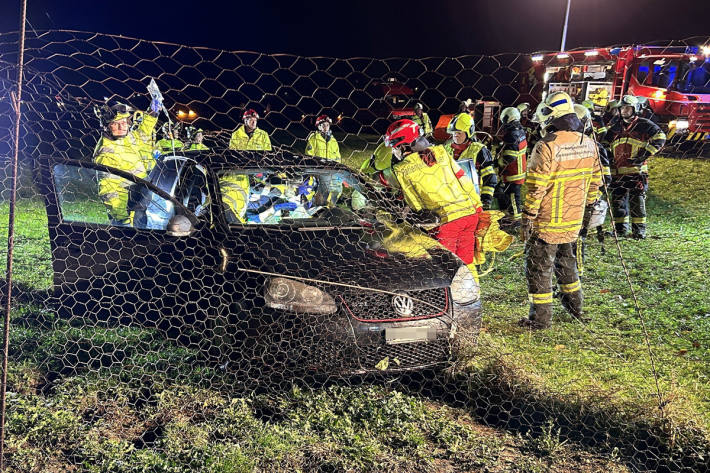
[264,277,337,314]
[449,265,480,305]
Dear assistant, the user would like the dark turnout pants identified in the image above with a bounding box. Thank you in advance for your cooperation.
[610,174,648,237]
[496,182,523,220]
[525,236,583,328]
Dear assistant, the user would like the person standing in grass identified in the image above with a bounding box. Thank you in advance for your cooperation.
[305,115,341,161]
[520,92,602,329]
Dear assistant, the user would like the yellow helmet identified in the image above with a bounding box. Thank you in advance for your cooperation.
[574,104,591,132]
[109,103,133,122]
[535,91,576,129]
[447,112,475,139]
[581,99,595,112]
[500,107,521,125]
[620,94,640,113]
[606,99,622,111]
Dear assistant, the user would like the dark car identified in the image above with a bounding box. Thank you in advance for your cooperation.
[37,150,481,375]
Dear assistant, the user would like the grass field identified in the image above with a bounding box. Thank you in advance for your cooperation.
[0,156,708,471]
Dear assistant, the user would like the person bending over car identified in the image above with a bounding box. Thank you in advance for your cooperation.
[93,99,160,225]
[386,119,482,274]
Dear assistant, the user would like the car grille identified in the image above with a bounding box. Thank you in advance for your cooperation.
[338,288,450,322]
[358,339,451,371]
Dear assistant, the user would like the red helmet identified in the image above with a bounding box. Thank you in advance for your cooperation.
[384,119,420,148]
[315,114,332,127]
[243,109,259,120]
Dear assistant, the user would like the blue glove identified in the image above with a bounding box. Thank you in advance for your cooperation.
[274,202,298,212]
[150,98,162,114]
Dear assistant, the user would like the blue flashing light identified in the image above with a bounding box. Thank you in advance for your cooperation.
[609,48,621,55]
[685,46,699,54]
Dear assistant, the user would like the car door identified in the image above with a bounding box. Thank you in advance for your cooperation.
[36,156,207,333]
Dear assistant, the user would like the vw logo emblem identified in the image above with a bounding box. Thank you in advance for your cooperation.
[392,293,414,316]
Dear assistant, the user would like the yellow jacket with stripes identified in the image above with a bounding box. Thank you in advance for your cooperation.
[607,117,666,176]
[392,145,482,224]
[523,131,602,244]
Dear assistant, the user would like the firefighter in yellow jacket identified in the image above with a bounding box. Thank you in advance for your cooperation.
[93,101,159,225]
[386,119,482,274]
[228,109,272,151]
[305,115,341,161]
[411,103,433,137]
[521,92,602,329]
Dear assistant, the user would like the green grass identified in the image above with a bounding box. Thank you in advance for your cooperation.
[0,157,709,471]
[461,157,710,445]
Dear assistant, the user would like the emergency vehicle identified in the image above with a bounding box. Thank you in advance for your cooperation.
[520,45,710,145]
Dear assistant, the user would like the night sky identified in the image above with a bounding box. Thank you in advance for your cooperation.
[1,0,709,57]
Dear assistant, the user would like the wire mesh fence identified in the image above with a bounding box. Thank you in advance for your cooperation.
[0,29,709,472]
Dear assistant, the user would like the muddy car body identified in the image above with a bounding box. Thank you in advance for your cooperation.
[37,151,481,375]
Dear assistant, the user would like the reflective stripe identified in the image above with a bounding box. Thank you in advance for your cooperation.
[480,167,496,177]
[614,216,629,223]
[631,217,646,224]
[481,186,495,195]
[537,218,583,229]
[529,293,553,304]
[560,280,581,293]
[505,173,526,181]
[611,165,648,175]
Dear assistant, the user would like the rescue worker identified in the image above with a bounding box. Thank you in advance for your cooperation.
[229,109,272,151]
[581,99,608,141]
[93,100,160,225]
[156,122,184,154]
[186,127,209,151]
[606,95,666,239]
[444,112,497,209]
[603,99,621,126]
[496,107,528,221]
[411,103,433,137]
[521,91,602,329]
[575,103,612,268]
[385,119,482,273]
[305,115,341,161]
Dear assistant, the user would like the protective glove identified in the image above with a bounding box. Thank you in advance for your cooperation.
[150,98,163,114]
[274,202,298,212]
[520,217,534,242]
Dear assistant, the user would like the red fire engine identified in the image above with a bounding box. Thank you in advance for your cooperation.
[520,45,710,144]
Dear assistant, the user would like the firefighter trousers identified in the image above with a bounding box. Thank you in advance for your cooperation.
[524,236,583,328]
[495,182,522,220]
[434,214,480,271]
[610,174,648,237]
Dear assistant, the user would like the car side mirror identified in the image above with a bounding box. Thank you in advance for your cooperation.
[167,214,194,237]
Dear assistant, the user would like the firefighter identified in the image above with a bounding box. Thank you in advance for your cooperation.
[305,115,341,161]
[443,112,497,209]
[411,103,433,137]
[385,119,482,274]
[603,99,622,126]
[496,107,528,221]
[186,127,209,151]
[156,122,184,154]
[520,92,602,329]
[93,100,160,225]
[581,99,608,141]
[229,109,272,151]
[606,95,666,239]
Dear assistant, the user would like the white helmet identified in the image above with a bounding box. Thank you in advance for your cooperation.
[500,107,521,125]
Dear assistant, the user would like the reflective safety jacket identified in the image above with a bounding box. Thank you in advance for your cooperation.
[186,143,209,151]
[607,117,666,176]
[524,129,602,244]
[412,113,433,135]
[93,113,158,223]
[444,140,497,200]
[156,138,184,154]
[219,173,250,223]
[305,131,341,161]
[392,145,482,224]
[228,125,272,151]
[591,115,607,141]
[498,121,527,184]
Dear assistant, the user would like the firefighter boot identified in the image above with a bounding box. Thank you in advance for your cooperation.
[560,284,587,322]
[520,302,553,329]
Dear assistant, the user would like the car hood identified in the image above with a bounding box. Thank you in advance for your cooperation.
[231,212,461,291]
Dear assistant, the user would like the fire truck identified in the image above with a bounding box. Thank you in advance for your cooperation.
[520,45,710,146]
